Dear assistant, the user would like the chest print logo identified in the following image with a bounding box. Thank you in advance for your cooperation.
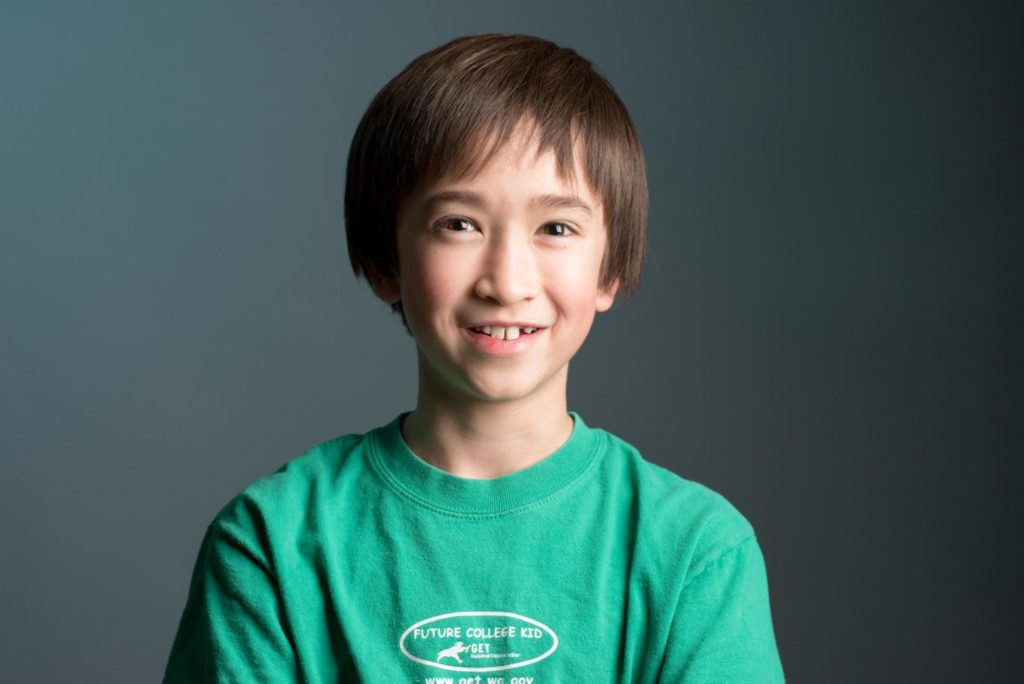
[399,611,558,673]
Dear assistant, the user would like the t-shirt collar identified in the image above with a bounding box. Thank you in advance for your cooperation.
[368,411,603,517]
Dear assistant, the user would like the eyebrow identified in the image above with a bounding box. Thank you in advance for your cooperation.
[422,190,593,217]
[532,193,594,216]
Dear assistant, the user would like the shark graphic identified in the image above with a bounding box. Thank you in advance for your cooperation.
[437,641,470,663]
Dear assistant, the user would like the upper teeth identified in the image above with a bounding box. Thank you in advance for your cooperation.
[472,325,537,340]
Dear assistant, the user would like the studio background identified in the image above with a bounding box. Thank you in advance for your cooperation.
[2,1,1020,681]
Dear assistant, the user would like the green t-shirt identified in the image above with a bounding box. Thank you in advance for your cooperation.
[164,412,784,683]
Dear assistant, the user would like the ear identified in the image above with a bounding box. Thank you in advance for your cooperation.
[595,277,620,313]
[370,271,401,305]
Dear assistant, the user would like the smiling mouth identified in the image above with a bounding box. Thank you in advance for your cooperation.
[467,325,541,341]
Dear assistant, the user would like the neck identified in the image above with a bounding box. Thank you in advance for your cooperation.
[401,355,574,480]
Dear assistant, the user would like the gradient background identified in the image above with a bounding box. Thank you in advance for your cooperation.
[2,1,1021,681]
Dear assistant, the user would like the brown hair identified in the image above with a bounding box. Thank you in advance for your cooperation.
[344,33,648,329]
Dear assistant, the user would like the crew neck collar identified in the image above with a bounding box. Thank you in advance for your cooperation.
[368,411,603,517]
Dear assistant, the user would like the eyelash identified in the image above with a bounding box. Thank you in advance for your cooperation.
[433,217,577,237]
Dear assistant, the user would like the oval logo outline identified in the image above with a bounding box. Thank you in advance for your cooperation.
[399,610,559,673]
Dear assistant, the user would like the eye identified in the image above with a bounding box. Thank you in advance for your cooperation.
[434,217,476,233]
[540,222,575,237]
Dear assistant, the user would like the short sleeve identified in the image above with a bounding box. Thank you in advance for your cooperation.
[162,517,298,683]
[657,535,785,683]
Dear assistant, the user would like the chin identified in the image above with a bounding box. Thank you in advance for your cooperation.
[472,365,570,404]
[462,374,545,403]
[468,383,537,404]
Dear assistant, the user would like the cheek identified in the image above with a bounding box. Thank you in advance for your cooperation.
[541,248,606,308]
[402,247,466,317]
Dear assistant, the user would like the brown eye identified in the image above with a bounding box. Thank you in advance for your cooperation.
[438,217,475,232]
[541,222,574,237]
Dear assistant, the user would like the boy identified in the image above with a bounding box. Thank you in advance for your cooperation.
[164,34,784,682]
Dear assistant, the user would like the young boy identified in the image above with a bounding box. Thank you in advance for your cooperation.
[164,34,784,682]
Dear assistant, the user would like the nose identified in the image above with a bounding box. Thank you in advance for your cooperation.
[473,230,540,306]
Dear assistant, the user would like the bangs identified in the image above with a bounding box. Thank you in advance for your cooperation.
[430,115,583,195]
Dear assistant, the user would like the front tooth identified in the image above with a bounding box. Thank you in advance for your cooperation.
[481,325,492,335]
[491,326,506,340]
[505,326,520,340]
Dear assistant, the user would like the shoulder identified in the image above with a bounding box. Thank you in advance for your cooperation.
[596,426,757,579]
[208,430,371,538]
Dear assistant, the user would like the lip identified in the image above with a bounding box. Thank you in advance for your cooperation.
[463,326,545,356]
[466,321,546,329]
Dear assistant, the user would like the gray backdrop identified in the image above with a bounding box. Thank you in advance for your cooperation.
[2,1,1021,681]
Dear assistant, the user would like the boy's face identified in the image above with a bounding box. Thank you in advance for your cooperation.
[376,126,618,406]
